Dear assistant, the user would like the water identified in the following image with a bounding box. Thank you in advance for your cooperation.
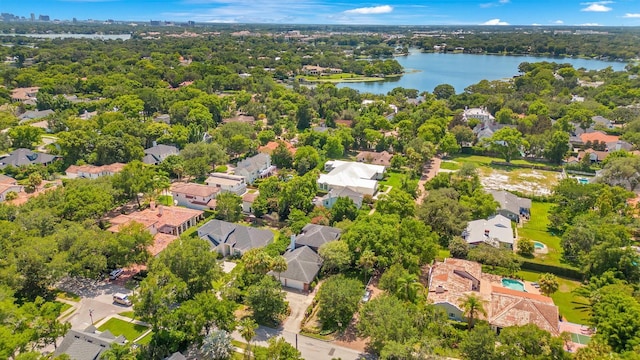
[502,278,526,292]
[3,33,131,40]
[337,49,627,95]
[534,241,545,249]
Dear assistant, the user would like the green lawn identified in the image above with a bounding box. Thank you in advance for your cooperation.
[157,195,173,206]
[118,311,136,319]
[379,171,405,189]
[56,290,81,302]
[516,269,590,324]
[135,331,153,345]
[437,248,451,261]
[97,318,149,341]
[450,154,544,167]
[439,161,460,171]
[58,302,72,314]
[519,202,564,265]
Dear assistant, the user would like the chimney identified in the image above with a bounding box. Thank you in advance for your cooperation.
[150,201,156,210]
[289,234,296,251]
[158,205,163,216]
[152,140,157,147]
[484,229,490,236]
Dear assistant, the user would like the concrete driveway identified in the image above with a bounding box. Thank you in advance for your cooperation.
[282,289,314,333]
[57,277,133,330]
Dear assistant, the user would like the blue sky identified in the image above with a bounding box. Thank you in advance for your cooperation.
[6,0,640,26]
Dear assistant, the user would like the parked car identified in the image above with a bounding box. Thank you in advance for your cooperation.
[362,289,372,302]
[109,268,124,280]
[113,293,132,306]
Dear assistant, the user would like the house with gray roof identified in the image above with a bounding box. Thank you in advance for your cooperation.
[271,245,323,291]
[53,326,126,360]
[0,148,59,169]
[488,190,531,223]
[313,186,363,209]
[198,219,274,257]
[294,224,341,253]
[235,153,273,184]
[18,109,54,123]
[143,144,179,165]
[462,214,515,250]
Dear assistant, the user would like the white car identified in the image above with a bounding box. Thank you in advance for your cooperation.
[362,289,372,302]
[109,268,124,280]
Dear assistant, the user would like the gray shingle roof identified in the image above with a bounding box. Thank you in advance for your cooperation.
[463,214,514,246]
[271,246,322,284]
[54,328,126,360]
[295,224,341,251]
[235,153,270,175]
[165,352,187,360]
[488,190,531,215]
[198,219,274,253]
[0,148,58,168]
[143,144,179,164]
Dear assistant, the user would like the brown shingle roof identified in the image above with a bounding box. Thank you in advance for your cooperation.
[170,182,220,198]
[488,286,559,335]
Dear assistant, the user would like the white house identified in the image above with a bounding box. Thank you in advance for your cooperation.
[318,160,385,196]
[313,186,363,209]
[0,183,22,202]
[235,153,274,184]
[170,182,220,210]
[462,214,515,250]
[65,163,126,179]
[462,107,494,122]
[205,173,247,196]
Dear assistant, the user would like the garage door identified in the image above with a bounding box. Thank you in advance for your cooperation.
[283,278,304,290]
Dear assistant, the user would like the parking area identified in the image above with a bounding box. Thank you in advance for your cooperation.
[283,289,315,333]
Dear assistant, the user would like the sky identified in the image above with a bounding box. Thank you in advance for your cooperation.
[5,0,640,26]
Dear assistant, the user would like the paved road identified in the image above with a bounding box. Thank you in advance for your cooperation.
[232,326,372,360]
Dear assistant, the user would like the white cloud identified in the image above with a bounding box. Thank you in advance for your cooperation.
[623,13,640,18]
[554,20,564,24]
[480,0,509,8]
[581,3,612,12]
[499,0,510,3]
[481,18,509,25]
[344,5,393,15]
[580,23,602,26]
[532,23,541,26]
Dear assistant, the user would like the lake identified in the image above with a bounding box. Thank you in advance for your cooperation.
[336,49,627,95]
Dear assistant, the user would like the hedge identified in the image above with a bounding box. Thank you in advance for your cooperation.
[520,260,584,281]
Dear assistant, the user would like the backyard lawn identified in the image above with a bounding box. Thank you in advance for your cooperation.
[97,318,149,341]
[379,171,406,189]
[135,331,153,345]
[519,201,565,265]
[517,269,590,324]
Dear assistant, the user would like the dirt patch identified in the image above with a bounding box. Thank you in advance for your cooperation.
[479,168,561,196]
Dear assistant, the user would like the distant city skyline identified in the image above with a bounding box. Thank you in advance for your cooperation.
[4,0,640,26]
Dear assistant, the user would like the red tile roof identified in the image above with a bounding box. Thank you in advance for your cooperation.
[580,131,619,144]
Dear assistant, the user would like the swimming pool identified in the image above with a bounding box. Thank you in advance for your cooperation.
[578,178,589,184]
[502,278,526,292]
[534,241,545,249]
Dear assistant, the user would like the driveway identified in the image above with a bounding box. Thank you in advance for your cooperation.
[282,289,314,333]
[57,277,133,330]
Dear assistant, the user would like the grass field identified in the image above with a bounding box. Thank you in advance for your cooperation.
[519,202,565,265]
[450,154,547,167]
[516,269,590,324]
[97,318,149,341]
[118,311,136,319]
[379,171,406,189]
[135,331,153,345]
[439,161,460,171]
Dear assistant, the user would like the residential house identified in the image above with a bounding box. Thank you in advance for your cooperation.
[302,65,323,75]
[293,224,342,252]
[79,110,97,120]
[472,122,514,142]
[356,151,393,167]
[205,173,247,195]
[258,141,297,156]
[222,112,255,124]
[592,115,614,129]
[271,242,323,291]
[488,190,531,222]
[170,182,220,210]
[10,87,39,102]
[578,131,620,147]
[318,160,385,196]
[65,163,125,179]
[428,258,560,335]
[164,353,186,360]
[463,107,494,122]
[0,180,22,202]
[154,114,171,124]
[235,153,274,184]
[462,214,515,250]
[108,203,204,237]
[197,219,274,256]
[142,144,179,165]
[53,326,126,360]
[0,148,59,169]
[242,191,259,213]
[18,109,55,123]
[313,186,364,209]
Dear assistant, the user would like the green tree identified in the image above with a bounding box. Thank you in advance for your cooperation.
[323,136,344,159]
[358,249,377,285]
[262,337,303,360]
[318,241,351,273]
[486,127,525,163]
[395,272,424,303]
[293,146,320,175]
[239,318,258,360]
[357,295,418,355]
[375,189,415,218]
[544,131,570,164]
[591,291,640,353]
[112,161,156,208]
[459,293,487,329]
[245,276,288,324]
[296,101,312,130]
[438,132,461,157]
[449,236,469,259]
[433,84,456,100]
[9,125,42,149]
[215,192,242,222]
[538,273,559,297]
[496,324,568,359]
[200,329,233,360]
[317,275,363,330]
[330,196,358,223]
[271,142,293,169]
[460,325,497,360]
[517,238,535,257]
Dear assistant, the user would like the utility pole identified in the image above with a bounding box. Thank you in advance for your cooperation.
[89,309,94,324]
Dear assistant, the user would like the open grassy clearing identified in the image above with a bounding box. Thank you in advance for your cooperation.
[379,171,406,189]
[516,269,590,324]
[97,318,149,341]
[519,202,565,265]
[439,160,460,171]
[135,331,153,345]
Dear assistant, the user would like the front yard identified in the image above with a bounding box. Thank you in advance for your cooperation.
[97,318,149,342]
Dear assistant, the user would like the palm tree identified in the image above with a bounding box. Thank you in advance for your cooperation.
[271,256,287,281]
[396,273,424,303]
[459,293,487,329]
[238,318,258,359]
[358,250,377,285]
[538,273,559,297]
